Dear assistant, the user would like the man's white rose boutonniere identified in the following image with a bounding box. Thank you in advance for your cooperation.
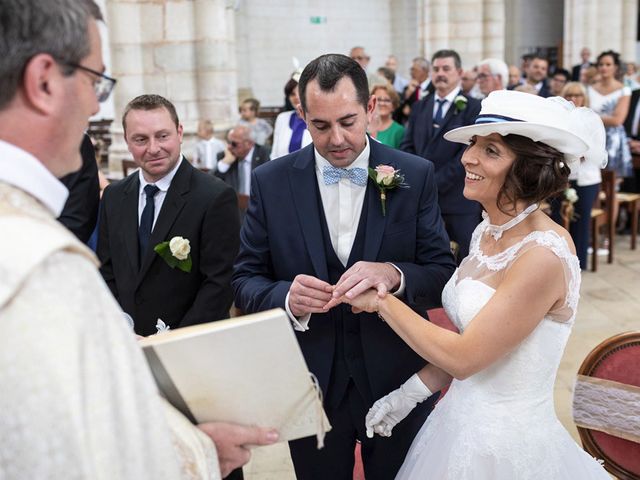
[453,95,467,112]
[154,236,192,272]
[368,165,408,216]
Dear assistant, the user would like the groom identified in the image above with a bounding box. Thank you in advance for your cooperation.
[233,54,456,479]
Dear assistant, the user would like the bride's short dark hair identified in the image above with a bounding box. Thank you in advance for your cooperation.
[497,134,570,215]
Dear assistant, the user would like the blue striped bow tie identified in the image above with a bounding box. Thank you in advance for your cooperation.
[322,165,368,186]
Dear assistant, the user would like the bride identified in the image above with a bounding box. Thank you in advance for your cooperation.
[339,90,610,479]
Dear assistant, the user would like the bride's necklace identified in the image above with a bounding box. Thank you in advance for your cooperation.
[482,203,538,241]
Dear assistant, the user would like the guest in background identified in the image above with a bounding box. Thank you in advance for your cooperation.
[623,83,640,193]
[369,83,405,149]
[623,61,640,90]
[549,68,571,96]
[385,54,409,94]
[350,46,370,71]
[588,50,633,180]
[507,65,522,89]
[217,125,270,195]
[238,97,274,147]
[571,47,593,81]
[580,65,599,86]
[271,73,312,159]
[398,57,432,125]
[376,66,395,86]
[477,58,509,97]
[400,49,482,260]
[525,55,551,97]
[460,68,481,98]
[553,83,605,269]
[193,119,226,172]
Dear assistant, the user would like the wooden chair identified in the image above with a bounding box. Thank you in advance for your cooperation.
[573,332,640,480]
[589,206,606,272]
[122,159,137,177]
[596,170,616,265]
[237,193,249,212]
[601,169,640,252]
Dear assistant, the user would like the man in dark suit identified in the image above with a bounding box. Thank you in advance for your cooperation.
[233,54,456,480]
[216,125,269,194]
[525,55,551,97]
[572,47,593,81]
[98,94,240,336]
[400,49,482,260]
[396,57,434,125]
[59,133,100,243]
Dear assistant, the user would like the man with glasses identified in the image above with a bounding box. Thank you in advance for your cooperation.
[349,46,371,71]
[476,58,509,97]
[0,2,276,478]
[216,124,269,195]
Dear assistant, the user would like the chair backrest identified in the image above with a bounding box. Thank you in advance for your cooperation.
[573,331,640,480]
[237,193,249,211]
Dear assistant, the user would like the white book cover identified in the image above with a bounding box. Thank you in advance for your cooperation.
[139,308,331,445]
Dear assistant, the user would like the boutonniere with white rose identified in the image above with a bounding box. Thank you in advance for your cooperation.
[453,95,468,112]
[154,236,192,272]
[368,165,408,216]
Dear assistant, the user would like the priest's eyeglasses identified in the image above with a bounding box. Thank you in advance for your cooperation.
[65,62,117,103]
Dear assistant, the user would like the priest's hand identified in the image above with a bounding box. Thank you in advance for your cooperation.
[197,422,279,477]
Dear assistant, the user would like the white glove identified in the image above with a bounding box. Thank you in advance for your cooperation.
[365,374,432,438]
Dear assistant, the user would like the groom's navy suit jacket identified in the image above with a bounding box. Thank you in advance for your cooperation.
[232,139,456,401]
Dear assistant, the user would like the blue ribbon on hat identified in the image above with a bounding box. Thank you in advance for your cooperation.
[474,114,524,124]
[322,165,368,186]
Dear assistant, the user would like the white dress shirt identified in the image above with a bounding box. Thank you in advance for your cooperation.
[286,137,405,331]
[137,156,183,229]
[433,86,461,120]
[0,140,68,216]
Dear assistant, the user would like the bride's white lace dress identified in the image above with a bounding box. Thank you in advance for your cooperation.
[396,222,609,479]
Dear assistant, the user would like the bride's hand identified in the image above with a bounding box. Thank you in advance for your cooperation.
[341,288,380,314]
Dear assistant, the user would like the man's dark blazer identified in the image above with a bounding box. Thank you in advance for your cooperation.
[400,91,481,216]
[233,139,456,401]
[98,159,240,336]
[572,62,593,81]
[538,79,551,98]
[59,134,100,243]
[624,88,640,138]
[215,144,270,192]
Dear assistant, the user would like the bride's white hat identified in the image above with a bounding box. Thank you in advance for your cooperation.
[444,90,589,160]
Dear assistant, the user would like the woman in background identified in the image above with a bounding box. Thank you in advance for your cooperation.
[369,83,405,149]
[270,73,312,160]
[238,98,274,147]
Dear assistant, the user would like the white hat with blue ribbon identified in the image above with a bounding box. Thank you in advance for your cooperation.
[444,90,589,161]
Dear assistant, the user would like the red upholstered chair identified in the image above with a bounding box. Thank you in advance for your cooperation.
[573,332,640,480]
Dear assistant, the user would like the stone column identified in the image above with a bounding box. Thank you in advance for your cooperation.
[564,0,637,69]
[417,0,505,69]
[106,0,237,171]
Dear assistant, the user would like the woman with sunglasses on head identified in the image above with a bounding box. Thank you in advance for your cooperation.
[338,91,610,479]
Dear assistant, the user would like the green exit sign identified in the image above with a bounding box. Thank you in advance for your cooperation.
[310,16,327,24]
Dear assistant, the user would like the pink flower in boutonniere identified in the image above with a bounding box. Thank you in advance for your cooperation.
[368,165,408,216]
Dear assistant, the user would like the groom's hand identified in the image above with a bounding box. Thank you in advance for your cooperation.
[326,261,400,309]
[288,274,334,317]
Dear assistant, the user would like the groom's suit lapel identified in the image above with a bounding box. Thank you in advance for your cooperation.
[363,139,389,262]
[289,148,329,282]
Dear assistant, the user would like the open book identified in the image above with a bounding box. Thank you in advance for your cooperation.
[139,308,330,446]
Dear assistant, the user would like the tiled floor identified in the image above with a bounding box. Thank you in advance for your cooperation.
[245,235,640,480]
